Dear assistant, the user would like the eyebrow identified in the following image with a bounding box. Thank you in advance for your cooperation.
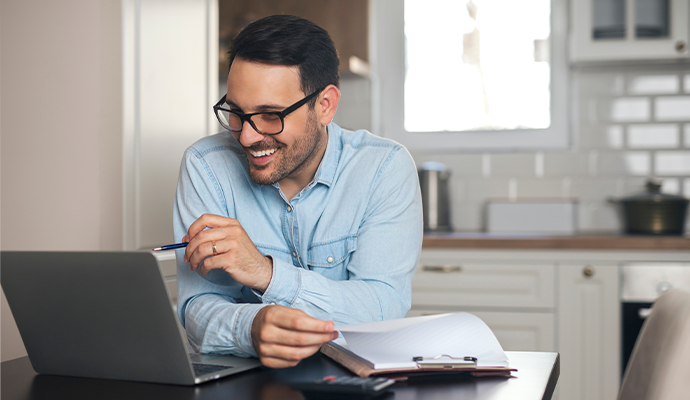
[225,98,286,113]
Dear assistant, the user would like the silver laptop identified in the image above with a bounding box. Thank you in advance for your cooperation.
[1,251,261,385]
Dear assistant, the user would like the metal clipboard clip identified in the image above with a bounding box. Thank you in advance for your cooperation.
[412,355,478,370]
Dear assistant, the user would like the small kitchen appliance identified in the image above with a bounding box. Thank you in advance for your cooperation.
[418,162,452,233]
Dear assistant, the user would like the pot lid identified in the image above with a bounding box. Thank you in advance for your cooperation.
[620,179,688,203]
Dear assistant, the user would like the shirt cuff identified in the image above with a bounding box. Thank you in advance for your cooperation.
[254,255,302,306]
[234,303,268,357]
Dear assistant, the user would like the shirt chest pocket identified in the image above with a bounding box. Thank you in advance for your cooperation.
[307,235,357,269]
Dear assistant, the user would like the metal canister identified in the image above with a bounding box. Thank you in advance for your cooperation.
[418,162,452,233]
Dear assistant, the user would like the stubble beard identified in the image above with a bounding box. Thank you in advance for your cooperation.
[246,110,324,186]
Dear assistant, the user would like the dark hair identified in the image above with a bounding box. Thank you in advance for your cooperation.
[228,15,340,104]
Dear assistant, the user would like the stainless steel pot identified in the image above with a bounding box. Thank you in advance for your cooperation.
[418,162,452,232]
[610,179,689,235]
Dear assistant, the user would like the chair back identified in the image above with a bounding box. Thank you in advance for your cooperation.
[618,289,690,400]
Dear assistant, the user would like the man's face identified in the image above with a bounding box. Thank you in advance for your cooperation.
[225,59,326,186]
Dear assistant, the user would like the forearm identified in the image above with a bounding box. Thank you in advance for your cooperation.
[256,255,415,325]
[182,292,267,356]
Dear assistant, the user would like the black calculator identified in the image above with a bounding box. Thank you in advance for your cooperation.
[291,376,395,399]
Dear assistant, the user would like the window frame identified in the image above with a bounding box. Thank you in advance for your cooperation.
[369,0,570,152]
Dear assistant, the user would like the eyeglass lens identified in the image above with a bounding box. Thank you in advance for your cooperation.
[217,110,283,135]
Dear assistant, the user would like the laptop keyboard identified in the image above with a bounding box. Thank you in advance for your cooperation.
[192,363,233,376]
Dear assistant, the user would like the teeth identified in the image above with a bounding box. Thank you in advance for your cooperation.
[249,148,277,157]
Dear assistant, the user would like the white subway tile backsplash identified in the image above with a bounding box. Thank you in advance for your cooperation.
[589,149,599,176]
[622,177,651,196]
[578,201,620,232]
[607,125,624,149]
[465,178,514,202]
[655,97,690,121]
[562,177,572,197]
[578,126,616,149]
[482,154,491,177]
[660,178,681,194]
[490,153,540,177]
[627,124,679,148]
[610,97,650,121]
[508,179,518,200]
[684,124,690,147]
[598,151,650,176]
[570,178,621,201]
[576,73,625,96]
[655,151,690,175]
[449,178,467,204]
[544,153,590,176]
[535,152,544,178]
[628,75,679,94]
[624,152,652,175]
[515,179,564,198]
[453,203,483,231]
[685,75,690,93]
[684,178,690,198]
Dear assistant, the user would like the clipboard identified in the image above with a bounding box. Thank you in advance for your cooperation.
[321,341,517,379]
[412,355,478,369]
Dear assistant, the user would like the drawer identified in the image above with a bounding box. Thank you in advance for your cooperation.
[412,254,555,309]
[406,308,555,352]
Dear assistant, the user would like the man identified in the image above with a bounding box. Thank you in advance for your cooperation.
[174,15,423,368]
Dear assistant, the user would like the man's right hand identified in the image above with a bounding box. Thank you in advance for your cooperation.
[251,305,339,368]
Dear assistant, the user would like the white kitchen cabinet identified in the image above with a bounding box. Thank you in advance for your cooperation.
[413,251,555,309]
[410,247,685,400]
[558,263,620,400]
[570,0,690,62]
[410,249,557,350]
[407,309,556,352]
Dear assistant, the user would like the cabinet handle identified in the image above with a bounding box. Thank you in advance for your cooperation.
[676,41,686,53]
[422,264,462,273]
[583,265,595,277]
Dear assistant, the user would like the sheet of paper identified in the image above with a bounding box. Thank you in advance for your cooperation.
[336,312,509,369]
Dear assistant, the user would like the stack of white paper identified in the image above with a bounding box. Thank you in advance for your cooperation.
[335,312,509,369]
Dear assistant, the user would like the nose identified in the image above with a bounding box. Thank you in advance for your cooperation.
[237,120,265,147]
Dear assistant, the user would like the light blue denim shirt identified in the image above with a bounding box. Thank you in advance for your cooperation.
[173,122,423,357]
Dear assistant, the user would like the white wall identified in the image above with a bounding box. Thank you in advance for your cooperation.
[1,0,123,362]
[0,0,218,363]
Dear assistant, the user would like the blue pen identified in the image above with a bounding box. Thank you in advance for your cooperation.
[152,242,188,251]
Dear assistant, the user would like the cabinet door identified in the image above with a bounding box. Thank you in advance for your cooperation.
[570,0,689,62]
[407,309,556,352]
[414,252,555,309]
[558,264,620,400]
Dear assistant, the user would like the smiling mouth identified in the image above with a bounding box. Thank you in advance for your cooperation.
[248,148,277,158]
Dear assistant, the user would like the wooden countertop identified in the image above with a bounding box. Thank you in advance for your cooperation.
[422,233,690,250]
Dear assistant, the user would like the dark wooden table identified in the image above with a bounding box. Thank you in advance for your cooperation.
[1,351,559,400]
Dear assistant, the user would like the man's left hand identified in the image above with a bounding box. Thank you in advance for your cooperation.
[183,213,273,292]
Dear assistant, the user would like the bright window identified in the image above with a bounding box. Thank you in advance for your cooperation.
[371,0,569,151]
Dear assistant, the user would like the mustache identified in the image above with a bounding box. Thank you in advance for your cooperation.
[243,138,285,152]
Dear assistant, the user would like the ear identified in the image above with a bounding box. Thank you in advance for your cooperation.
[316,85,341,126]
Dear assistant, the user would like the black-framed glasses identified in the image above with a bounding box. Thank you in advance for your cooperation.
[213,88,324,135]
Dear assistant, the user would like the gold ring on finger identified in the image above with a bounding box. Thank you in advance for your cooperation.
[212,241,218,256]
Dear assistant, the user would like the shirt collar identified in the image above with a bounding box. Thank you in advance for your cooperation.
[310,123,340,188]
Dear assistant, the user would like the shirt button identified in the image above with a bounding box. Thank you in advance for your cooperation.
[327,256,334,263]
[287,205,293,212]
[270,302,276,305]
[292,251,298,257]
